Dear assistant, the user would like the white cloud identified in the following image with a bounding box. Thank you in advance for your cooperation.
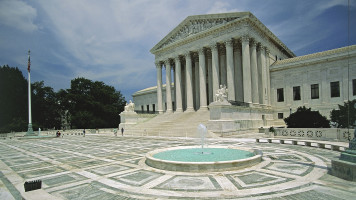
[0,0,38,32]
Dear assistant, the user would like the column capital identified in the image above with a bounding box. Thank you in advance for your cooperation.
[260,45,266,52]
[198,48,205,55]
[155,62,161,68]
[184,51,191,59]
[257,43,266,52]
[225,39,233,47]
[251,40,257,47]
[210,43,218,52]
[164,59,171,66]
[241,35,249,43]
[174,56,181,62]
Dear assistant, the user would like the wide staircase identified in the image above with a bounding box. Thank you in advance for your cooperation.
[124,110,216,138]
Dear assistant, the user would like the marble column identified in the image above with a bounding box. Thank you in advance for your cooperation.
[226,39,235,101]
[198,48,208,110]
[241,36,252,104]
[265,48,271,107]
[174,57,183,112]
[185,52,194,112]
[195,58,200,110]
[250,40,259,105]
[165,60,172,113]
[257,44,263,104]
[220,54,227,86]
[207,56,213,104]
[211,43,220,100]
[156,62,163,114]
[173,66,176,111]
[234,47,243,102]
[260,46,267,106]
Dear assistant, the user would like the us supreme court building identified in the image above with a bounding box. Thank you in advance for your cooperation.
[133,12,356,126]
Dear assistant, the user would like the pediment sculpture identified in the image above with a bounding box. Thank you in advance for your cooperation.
[159,17,238,49]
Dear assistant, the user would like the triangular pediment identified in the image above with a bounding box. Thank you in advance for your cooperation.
[151,12,251,53]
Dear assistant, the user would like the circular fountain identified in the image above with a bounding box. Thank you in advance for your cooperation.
[145,124,262,172]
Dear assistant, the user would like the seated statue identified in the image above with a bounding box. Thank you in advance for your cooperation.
[124,100,135,112]
[215,85,228,102]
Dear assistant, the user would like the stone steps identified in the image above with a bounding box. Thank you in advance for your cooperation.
[125,110,211,137]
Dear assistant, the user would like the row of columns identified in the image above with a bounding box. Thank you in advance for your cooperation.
[156,35,271,114]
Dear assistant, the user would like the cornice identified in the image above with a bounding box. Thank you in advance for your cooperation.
[270,45,356,72]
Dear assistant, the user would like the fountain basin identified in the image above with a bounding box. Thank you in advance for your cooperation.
[145,146,262,172]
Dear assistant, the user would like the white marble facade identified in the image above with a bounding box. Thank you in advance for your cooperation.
[133,12,356,123]
[271,45,356,123]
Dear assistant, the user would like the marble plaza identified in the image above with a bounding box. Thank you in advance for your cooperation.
[0,134,355,199]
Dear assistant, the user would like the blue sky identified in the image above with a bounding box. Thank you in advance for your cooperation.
[0,0,355,101]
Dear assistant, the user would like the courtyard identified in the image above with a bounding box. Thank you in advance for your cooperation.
[0,134,355,199]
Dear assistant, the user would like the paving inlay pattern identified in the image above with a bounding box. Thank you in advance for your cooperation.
[0,136,355,199]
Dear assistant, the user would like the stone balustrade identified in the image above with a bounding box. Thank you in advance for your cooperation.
[267,128,355,142]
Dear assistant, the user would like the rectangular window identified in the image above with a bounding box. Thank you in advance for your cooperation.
[141,105,144,112]
[153,104,155,113]
[330,81,340,97]
[278,113,284,119]
[311,84,319,99]
[293,86,301,101]
[146,105,149,113]
[353,79,356,96]
[277,88,284,102]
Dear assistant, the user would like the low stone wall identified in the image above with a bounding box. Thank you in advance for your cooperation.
[270,128,354,142]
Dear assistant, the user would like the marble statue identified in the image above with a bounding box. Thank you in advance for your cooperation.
[124,100,135,112]
[215,85,228,102]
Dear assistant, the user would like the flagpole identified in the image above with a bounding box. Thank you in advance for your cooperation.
[26,49,34,135]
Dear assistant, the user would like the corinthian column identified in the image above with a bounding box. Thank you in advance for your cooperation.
[211,43,219,98]
[265,48,271,107]
[165,60,172,113]
[198,48,208,110]
[174,57,183,112]
[260,46,267,106]
[241,36,252,105]
[185,52,194,112]
[156,62,163,114]
[250,40,259,105]
[225,39,235,101]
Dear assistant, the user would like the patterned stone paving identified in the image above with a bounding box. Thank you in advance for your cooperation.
[0,136,355,199]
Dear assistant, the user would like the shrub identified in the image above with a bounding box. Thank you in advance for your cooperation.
[284,106,330,128]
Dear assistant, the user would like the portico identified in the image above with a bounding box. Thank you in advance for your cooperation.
[151,12,294,113]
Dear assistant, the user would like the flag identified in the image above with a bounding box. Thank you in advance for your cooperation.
[27,50,31,73]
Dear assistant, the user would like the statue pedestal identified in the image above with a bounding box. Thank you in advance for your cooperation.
[331,159,356,181]
[119,111,138,130]
[208,101,273,135]
[331,137,356,181]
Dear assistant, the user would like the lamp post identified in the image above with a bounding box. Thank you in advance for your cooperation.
[26,50,35,135]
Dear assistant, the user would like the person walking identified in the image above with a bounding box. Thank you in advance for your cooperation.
[83,129,86,137]
[121,128,124,136]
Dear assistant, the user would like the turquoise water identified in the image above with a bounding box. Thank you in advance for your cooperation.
[153,148,254,162]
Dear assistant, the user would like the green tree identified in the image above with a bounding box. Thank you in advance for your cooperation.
[330,100,356,128]
[284,106,330,128]
[0,65,27,133]
[65,77,126,129]
[31,81,61,130]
